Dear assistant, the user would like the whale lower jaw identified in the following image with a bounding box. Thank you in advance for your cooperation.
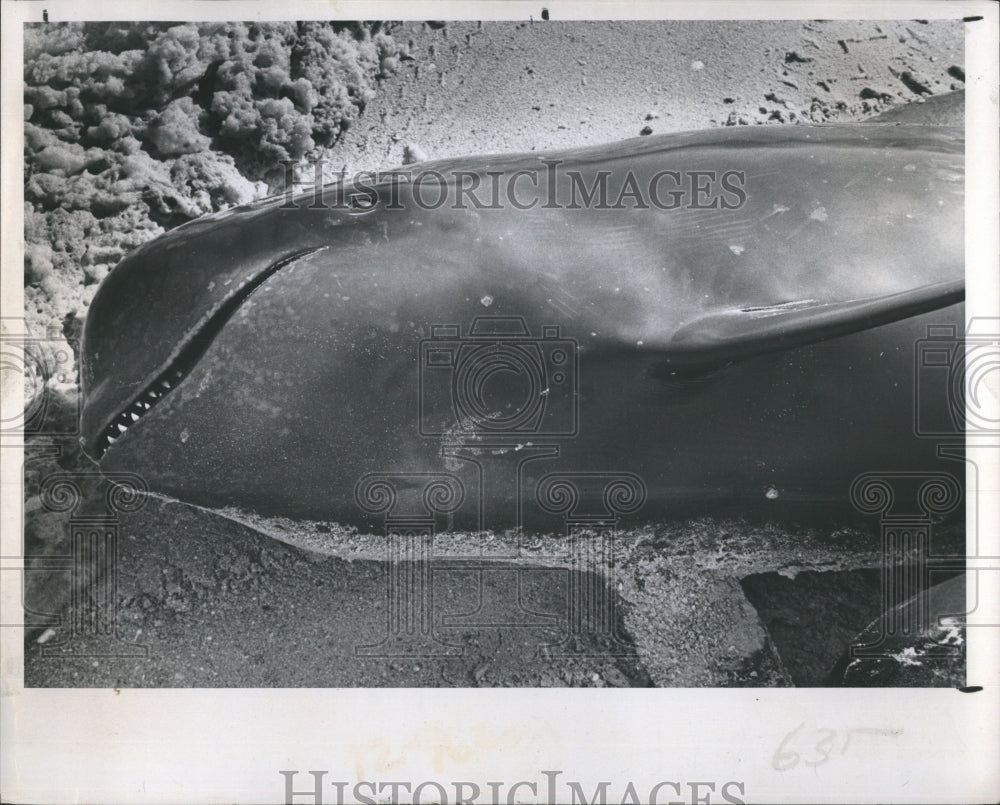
[91,248,327,459]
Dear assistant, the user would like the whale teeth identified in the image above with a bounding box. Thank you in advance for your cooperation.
[97,360,192,459]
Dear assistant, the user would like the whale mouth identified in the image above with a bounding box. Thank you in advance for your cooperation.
[91,247,326,460]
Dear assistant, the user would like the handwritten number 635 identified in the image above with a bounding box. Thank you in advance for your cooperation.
[773,723,903,771]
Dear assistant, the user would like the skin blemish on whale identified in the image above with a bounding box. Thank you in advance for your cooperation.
[79,94,965,529]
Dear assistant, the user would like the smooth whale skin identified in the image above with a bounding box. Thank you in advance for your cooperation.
[80,110,965,531]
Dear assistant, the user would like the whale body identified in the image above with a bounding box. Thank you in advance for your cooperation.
[80,104,965,531]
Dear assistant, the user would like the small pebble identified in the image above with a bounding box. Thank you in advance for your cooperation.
[645,110,660,120]
[639,125,653,136]
[691,60,705,71]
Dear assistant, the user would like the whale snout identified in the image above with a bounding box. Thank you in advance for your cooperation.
[79,200,334,460]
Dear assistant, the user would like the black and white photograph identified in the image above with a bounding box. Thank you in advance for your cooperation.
[2,1,998,803]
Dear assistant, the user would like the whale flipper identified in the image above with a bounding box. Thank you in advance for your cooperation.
[663,279,965,366]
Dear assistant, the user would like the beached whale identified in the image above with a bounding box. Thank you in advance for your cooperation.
[79,98,965,531]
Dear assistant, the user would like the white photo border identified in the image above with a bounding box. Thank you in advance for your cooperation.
[2,2,997,803]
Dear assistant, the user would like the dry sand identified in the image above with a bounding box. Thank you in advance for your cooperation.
[335,20,962,170]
